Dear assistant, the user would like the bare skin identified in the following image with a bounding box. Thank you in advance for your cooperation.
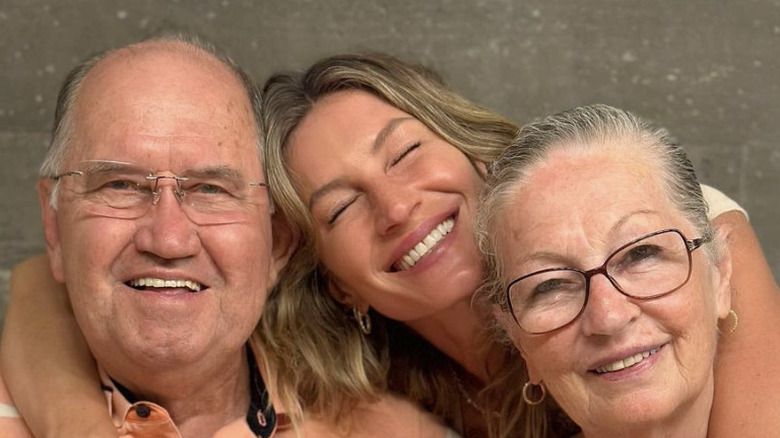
[708,211,780,437]
[0,261,450,438]
[2,209,778,436]
[2,255,113,438]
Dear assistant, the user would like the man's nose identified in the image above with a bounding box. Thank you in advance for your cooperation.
[579,273,641,336]
[133,183,201,260]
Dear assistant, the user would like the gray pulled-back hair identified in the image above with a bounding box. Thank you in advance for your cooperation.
[477,103,719,312]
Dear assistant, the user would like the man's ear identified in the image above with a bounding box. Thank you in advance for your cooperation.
[268,212,299,285]
[38,179,65,282]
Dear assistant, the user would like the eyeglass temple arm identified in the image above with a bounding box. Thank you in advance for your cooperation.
[687,235,711,251]
[50,170,84,180]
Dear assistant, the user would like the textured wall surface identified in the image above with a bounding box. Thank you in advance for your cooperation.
[1,0,779,331]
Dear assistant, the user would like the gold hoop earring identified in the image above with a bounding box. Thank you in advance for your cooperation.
[728,308,739,333]
[352,307,372,335]
[522,381,546,405]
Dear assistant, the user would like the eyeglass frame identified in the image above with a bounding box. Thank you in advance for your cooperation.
[504,228,710,335]
[49,160,272,222]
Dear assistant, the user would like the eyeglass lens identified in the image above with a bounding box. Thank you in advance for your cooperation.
[507,230,693,334]
[58,161,267,225]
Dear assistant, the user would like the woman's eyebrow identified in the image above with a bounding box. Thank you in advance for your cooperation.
[371,117,414,154]
[308,178,350,210]
[309,117,415,210]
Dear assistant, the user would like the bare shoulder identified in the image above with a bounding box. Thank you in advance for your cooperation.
[277,393,454,438]
[709,211,780,436]
[10,254,59,292]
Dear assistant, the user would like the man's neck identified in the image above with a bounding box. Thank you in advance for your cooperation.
[106,347,251,438]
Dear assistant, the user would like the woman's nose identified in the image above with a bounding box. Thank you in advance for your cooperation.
[373,184,419,235]
[579,273,641,336]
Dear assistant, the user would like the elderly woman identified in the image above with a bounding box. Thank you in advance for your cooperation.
[477,104,738,437]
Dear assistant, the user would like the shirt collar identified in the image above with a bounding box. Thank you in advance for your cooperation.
[106,344,277,437]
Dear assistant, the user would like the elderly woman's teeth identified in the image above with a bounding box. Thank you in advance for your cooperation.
[595,348,659,374]
[396,218,455,271]
[129,278,202,292]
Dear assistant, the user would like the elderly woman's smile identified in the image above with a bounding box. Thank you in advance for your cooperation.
[589,344,663,375]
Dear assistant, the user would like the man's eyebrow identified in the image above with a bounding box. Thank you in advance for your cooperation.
[371,117,414,154]
[182,166,245,181]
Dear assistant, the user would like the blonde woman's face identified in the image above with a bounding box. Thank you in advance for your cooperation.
[286,90,485,321]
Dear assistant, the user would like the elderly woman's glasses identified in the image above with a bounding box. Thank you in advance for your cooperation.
[505,229,710,335]
[51,160,270,225]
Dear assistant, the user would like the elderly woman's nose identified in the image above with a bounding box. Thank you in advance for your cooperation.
[580,274,641,336]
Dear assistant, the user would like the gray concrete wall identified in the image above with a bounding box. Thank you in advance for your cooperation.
[2,0,779,331]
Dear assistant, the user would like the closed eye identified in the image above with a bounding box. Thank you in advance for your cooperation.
[390,142,421,166]
[328,196,358,224]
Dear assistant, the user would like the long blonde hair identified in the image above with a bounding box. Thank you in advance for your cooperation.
[255,52,537,436]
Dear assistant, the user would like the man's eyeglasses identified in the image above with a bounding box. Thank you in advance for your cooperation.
[51,160,270,225]
[505,229,710,334]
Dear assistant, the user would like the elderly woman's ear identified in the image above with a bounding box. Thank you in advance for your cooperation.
[712,222,734,322]
[491,307,544,383]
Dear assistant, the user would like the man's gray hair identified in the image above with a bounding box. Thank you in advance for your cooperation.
[40,33,262,205]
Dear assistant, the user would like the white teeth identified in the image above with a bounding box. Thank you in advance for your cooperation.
[396,218,455,271]
[128,278,202,292]
[594,348,659,374]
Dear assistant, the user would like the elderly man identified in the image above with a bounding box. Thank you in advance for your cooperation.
[0,35,455,438]
[0,35,293,437]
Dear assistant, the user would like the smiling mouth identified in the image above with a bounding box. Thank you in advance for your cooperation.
[127,278,203,293]
[394,218,455,271]
[593,347,661,374]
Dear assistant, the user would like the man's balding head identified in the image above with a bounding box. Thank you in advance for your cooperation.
[40,35,263,184]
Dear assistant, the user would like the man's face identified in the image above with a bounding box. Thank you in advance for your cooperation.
[39,45,286,376]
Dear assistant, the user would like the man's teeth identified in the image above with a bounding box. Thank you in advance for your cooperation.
[396,218,454,271]
[595,348,659,374]
[128,278,202,292]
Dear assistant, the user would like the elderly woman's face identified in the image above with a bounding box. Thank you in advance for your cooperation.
[286,90,485,321]
[494,146,731,433]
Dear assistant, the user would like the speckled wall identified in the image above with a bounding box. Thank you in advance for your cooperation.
[1,0,779,330]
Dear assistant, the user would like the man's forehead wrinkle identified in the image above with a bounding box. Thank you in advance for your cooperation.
[76,48,247,126]
[61,39,259,181]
